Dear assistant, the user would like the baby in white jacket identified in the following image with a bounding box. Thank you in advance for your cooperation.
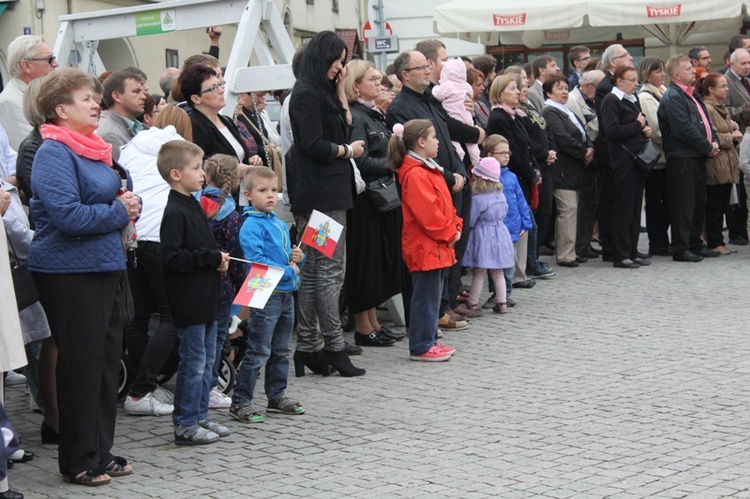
[432,58,481,168]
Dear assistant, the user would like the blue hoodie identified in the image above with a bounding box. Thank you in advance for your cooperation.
[240,207,305,292]
[500,167,532,242]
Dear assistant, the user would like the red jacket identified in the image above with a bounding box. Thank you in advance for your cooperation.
[398,154,463,272]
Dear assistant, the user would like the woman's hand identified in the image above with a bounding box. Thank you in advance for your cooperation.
[217,252,229,272]
[350,140,365,159]
[336,65,349,97]
[117,192,142,221]
[452,173,465,192]
[642,126,652,138]
[249,155,263,166]
[584,147,595,165]
[546,150,557,164]
[733,129,743,142]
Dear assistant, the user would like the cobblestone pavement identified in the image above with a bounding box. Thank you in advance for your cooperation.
[6,242,750,498]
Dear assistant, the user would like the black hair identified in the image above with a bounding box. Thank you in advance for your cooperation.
[295,31,347,115]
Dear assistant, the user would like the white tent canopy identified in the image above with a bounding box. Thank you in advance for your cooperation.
[433,0,747,48]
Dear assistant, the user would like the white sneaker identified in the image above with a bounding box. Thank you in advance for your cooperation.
[5,371,26,385]
[124,392,173,416]
[153,385,174,404]
[209,387,232,409]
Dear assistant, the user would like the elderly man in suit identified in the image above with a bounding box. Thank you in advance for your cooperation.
[723,48,750,245]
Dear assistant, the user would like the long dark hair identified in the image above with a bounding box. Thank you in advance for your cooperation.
[296,31,347,115]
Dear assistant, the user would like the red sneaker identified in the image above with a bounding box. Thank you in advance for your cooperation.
[410,345,451,362]
[435,343,456,356]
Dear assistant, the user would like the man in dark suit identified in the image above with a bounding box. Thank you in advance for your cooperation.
[594,44,633,260]
[657,55,720,262]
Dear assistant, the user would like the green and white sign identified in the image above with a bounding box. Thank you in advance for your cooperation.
[135,9,176,36]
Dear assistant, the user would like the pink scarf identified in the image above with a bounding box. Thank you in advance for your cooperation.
[491,103,527,118]
[40,123,113,166]
[356,97,378,110]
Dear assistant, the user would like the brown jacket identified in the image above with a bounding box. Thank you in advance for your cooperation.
[704,100,739,185]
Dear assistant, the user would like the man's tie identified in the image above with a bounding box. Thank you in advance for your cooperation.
[741,77,750,95]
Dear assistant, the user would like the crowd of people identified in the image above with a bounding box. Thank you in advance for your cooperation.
[1,28,750,498]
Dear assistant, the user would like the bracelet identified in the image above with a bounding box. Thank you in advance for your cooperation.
[343,144,353,159]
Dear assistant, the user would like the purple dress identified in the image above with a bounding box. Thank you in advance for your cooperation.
[463,191,515,269]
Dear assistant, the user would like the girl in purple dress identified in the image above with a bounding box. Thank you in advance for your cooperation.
[462,157,516,314]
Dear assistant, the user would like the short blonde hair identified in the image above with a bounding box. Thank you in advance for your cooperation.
[489,74,517,106]
[157,140,204,183]
[243,165,278,192]
[472,176,502,194]
[344,60,375,103]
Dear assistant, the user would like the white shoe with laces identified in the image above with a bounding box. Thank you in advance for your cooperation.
[209,387,232,409]
[124,392,173,416]
[153,385,174,404]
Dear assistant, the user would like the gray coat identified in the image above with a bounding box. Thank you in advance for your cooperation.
[97,110,138,161]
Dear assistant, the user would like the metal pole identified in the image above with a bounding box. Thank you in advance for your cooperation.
[374,0,387,70]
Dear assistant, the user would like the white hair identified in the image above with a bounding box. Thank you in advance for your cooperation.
[8,35,46,78]
[580,69,605,87]
[730,48,750,64]
[601,44,624,71]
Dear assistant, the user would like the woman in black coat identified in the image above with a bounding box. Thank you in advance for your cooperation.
[600,66,653,268]
[541,75,594,267]
[288,31,366,377]
[343,60,403,348]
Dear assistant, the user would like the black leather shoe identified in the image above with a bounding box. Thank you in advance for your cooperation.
[579,251,600,259]
[512,279,536,289]
[636,251,650,259]
[379,325,405,341]
[588,246,602,255]
[354,330,395,347]
[673,250,703,262]
[575,256,588,263]
[558,260,579,267]
[344,341,362,356]
[729,236,749,245]
[0,490,24,499]
[613,260,640,269]
[695,248,720,258]
[633,257,651,266]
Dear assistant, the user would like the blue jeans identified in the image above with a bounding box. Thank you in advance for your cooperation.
[232,293,294,405]
[211,295,231,388]
[409,268,445,356]
[173,321,217,427]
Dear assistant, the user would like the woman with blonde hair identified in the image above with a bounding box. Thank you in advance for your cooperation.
[343,59,403,347]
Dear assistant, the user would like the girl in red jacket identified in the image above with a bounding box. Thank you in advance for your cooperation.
[388,119,463,362]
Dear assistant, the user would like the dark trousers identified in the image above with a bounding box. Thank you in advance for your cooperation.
[611,166,645,262]
[444,186,469,312]
[598,164,615,258]
[705,183,732,248]
[667,157,707,252]
[727,178,748,240]
[575,165,600,255]
[644,166,670,252]
[411,268,446,356]
[33,271,127,476]
[536,166,555,250]
[125,242,178,397]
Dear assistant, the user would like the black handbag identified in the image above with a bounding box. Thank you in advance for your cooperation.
[365,174,401,213]
[8,237,39,311]
[622,140,660,174]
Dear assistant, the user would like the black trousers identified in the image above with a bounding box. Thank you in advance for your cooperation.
[598,164,615,257]
[666,157,707,253]
[611,164,645,262]
[727,177,748,240]
[536,165,555,250]
[33,271,127,476]
[126,242,178,398]
[705,183,732,248]
[575,164,600,255]
[644,166,671,252]
[444,185,471,312]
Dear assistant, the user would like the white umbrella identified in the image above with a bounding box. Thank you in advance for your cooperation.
[433,0,746,48]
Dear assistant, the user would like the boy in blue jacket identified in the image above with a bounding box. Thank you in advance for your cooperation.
[230,167,306,423]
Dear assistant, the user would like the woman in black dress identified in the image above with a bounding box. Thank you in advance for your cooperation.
[344,60,404,347]
[600,66,653,268]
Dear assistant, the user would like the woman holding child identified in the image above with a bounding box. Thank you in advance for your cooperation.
[28,68,140,487]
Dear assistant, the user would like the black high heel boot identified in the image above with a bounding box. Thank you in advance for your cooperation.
[320,349,366,377]
[293,350,331,377]
[41,421,59,444]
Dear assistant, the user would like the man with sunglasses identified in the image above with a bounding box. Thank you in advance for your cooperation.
[0,36,59,151]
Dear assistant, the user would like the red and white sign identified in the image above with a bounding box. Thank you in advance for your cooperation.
[363,21,393,44]
[647,4,682,17]
[493,13,527,27]
[300,210,343,259]
[233,263,285,309]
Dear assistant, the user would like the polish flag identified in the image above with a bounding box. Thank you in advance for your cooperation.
[300,210,343,259]
[233,263,285,309]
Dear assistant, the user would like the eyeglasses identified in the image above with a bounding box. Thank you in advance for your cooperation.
[622,77,638,82]
[403,64,431,73]
[715,84,729,89]
[200,81,226,94]
[491,151,512,157]
[26,55,56,65]
[577,56,592,63]
[612,53,631,60]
